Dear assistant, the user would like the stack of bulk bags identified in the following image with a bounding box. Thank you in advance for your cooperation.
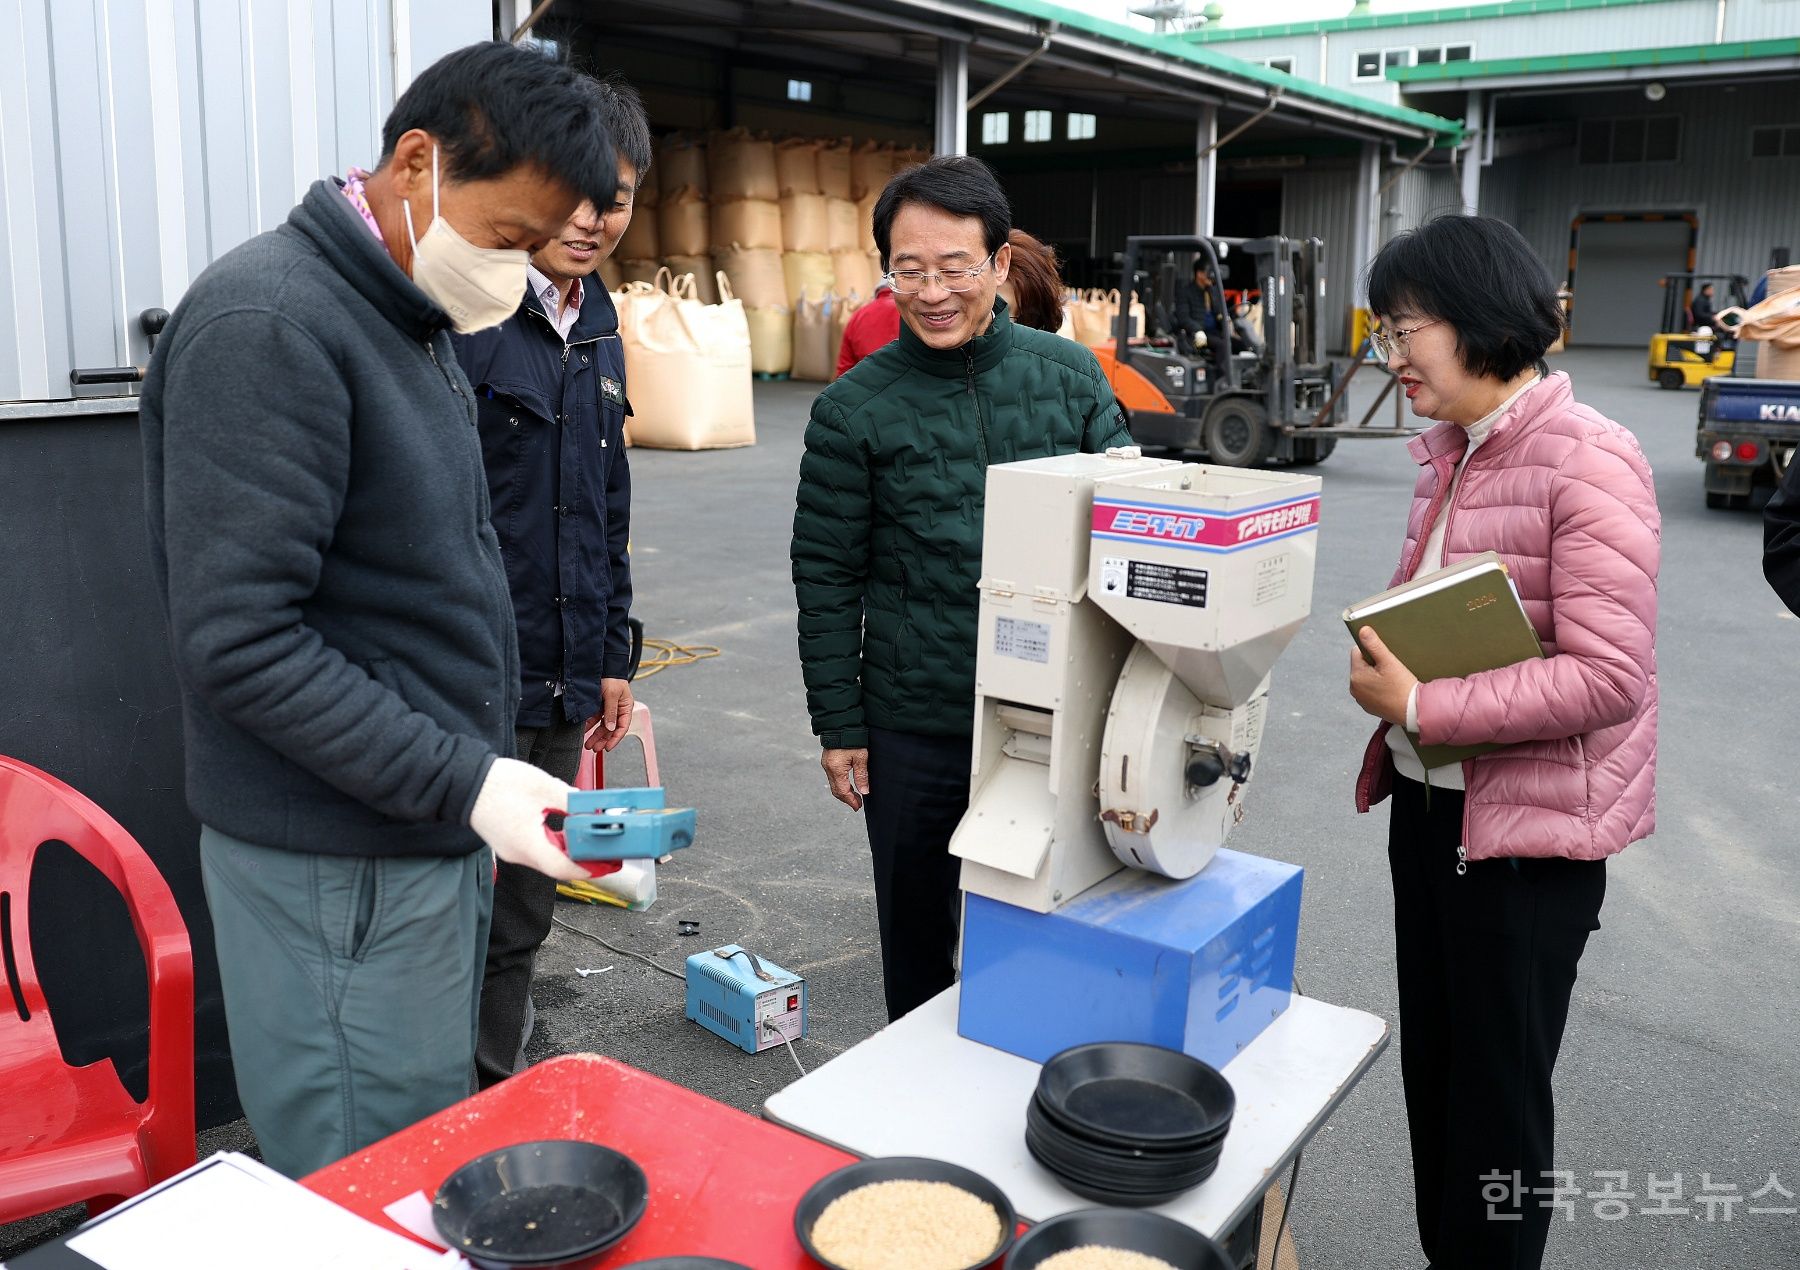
[856,190,882,257]
[615,268,755,450]
[825,197,874,299]
[715,239,788,375]
[832,250,879,305]
[776,138,821,200]
[617,258,662,287]
[849,140,895,201]
[708,128,779,200]
[598,258,624,292]
[817,139,853,201]
[658,187,709,258]
[782,250,836,308]
[826,196,860,254]
[663,259,719,304]
[615,202,660,285]
[657,133,708,201]
[711,198,783,252]
[830,292,865,382]
[780,192,833,307]
[711,243,787,311]
[745,304,793,376]
[781,193,829,253]
[662,176,718,303]
[777,140,832,317]
[791,289,835,383]
[708,128,784,370]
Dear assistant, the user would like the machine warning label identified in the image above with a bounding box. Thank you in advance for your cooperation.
[1100,555,1129,596]
[1253,554,1289,605]
[1126,561,1209,608]
[994,616,1052,663]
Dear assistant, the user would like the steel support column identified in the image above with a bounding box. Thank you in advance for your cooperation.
[1460,89,1484,214]
[935,38,969,156]
[1349,139,1381,308]
[1195,103,1218,237]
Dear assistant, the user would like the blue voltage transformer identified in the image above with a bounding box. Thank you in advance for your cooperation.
[561,787,695,862]
[685,945,807,1055]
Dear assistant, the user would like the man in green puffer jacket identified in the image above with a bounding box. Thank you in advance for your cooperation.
[791,156,1132,1021]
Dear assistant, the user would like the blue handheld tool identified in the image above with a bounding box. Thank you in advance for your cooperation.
[558,787,696,862]
[684,945,807,1055]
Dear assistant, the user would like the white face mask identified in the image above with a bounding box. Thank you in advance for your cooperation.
[402,146,528,334]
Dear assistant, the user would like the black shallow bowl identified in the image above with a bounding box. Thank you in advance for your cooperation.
[615,1261,754,1269]
[1036,1043,1236,1147]
[432,1139,649,1270]
[794,1156,1018,1270]
[1005,1209,1234,1269]
[1023,1132,1220,1207]
[1026,1096,1229,1162]
[1024,1117,1225,1188]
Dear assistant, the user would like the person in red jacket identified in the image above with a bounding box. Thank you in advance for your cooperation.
[836,281,900,376]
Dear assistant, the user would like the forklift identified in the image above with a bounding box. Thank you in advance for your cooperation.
[1091,235,1412,467]
[1649,272,1750,390]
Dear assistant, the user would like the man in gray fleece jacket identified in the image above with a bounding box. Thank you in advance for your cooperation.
[141,43,616,1176]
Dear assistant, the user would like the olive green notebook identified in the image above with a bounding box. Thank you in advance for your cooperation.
[1345,551,1545,770]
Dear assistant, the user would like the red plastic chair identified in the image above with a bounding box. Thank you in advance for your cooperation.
[0,755,195,1221]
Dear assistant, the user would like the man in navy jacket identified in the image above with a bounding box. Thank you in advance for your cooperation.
[451,74,647,1088]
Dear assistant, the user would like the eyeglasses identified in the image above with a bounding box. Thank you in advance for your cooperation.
[883,253,996,295]
[1370,317,1442,363]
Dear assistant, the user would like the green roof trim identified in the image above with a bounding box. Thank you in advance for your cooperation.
[1175,0,1686,43]
[969,0,1463,138]
[1391,35,1800,79]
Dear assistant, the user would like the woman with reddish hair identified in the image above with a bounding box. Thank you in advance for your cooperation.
[998,229,1066,332]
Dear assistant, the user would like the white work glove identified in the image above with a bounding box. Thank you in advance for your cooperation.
[469,757,586,880]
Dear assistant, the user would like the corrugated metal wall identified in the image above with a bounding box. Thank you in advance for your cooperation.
[1281,161,1361,299]
[1480,84,1800,287]
[1000,165,1199,265]
[1,0,490,404]
[1385,164,1463,244]
[999,169,1103,250]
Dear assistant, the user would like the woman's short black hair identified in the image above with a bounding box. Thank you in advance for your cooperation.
[380,42,618,212]
[872,155,1012,270]
[1367,214,1564,381]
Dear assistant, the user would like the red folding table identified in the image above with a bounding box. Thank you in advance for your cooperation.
[303,1053,858,1267]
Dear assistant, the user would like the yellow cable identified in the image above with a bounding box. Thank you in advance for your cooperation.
[557,878,631,907]
[632,638,721,680]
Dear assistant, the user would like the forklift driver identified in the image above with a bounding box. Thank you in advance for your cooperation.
[1174,260,1230,382]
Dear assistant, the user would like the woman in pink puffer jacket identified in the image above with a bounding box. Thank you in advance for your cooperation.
[1347,216,1659,1270]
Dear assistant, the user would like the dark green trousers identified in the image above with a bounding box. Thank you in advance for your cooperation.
[199,826,493,1177]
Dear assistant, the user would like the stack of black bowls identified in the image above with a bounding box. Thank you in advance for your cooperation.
[1025,1042,1235,1207]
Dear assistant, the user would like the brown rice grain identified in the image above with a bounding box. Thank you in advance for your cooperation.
[1035,1247,1182,1270]
[809,1178,1003,1270]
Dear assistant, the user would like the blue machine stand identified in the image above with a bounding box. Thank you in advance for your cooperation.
[958,849,1303,1070]
[685,945,808,1055]
[559,787,695,862]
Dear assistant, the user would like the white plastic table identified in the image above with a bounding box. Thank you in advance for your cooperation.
[763,985,1389,1240]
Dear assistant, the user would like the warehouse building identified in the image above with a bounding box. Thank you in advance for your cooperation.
[518,0,1465,350]
[1178,0,1800,345]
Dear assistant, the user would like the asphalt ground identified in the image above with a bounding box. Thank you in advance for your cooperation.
[6,347,1797,1268]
